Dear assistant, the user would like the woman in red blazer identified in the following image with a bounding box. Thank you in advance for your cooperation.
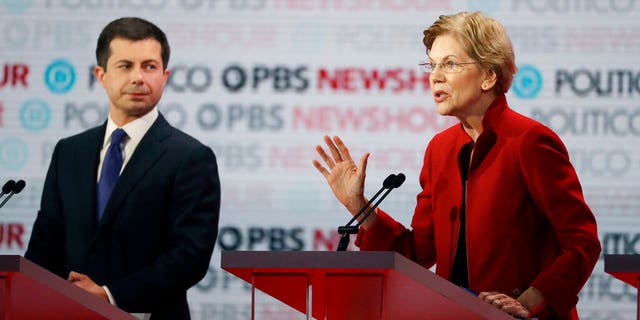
[313,11,600,320]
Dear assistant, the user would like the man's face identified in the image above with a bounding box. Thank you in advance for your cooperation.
[95,37,169,125]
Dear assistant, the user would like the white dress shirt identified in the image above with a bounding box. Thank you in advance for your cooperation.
[96,107,158,320]
[97,107,159,181]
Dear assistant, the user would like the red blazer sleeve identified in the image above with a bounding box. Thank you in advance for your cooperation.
[519,125,601,313]
[355,143,437,269]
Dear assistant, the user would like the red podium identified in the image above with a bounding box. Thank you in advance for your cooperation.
[222,251,514,320]
[0,255,135,320]
[604,254,640,320]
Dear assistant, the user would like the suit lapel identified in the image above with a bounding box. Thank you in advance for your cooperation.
[76,124,106,234]
[96,115,171,229]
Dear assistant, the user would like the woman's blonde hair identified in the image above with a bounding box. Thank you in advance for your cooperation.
[423,11,517,94]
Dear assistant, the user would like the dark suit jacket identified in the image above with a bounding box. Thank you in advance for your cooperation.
[356,94,600,319]
[25,114,220,319]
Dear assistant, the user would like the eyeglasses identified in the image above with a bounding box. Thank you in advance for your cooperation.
[419,59,480,73]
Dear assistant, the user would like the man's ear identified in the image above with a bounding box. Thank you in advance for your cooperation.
[94,66,105,87]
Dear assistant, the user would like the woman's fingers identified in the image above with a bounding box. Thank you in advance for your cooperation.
[333,136,353,162]
[324,135,344,162]
[315,135,356,172]
[358,153,370,177]
[312,159,330,178]
[315,144,336,169]
[479,291,531,317]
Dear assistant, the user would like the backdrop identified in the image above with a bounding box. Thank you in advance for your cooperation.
[1,1,639,319]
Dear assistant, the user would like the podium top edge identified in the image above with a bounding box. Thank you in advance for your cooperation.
[604,254,640,272]
[221,251,409,270]
[0,255,25,271]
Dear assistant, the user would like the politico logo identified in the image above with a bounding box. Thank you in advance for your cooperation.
[585,186,640,217]
[1,0,33,13]
[20,99,50,132]
[0,137,28,171]
[580,269,637,305]
[570,147,631,179]
[512,65,543,99]
[511,0,639,13]
[45,0,167,10]
[508,24,639,55]
[555,68,640,97]
[531,106,640,137]
[602,232,640,256]
[45,59,76,94]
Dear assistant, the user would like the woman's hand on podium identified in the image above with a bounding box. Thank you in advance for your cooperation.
[479,290,533,318]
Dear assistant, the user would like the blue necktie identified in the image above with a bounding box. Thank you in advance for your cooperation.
[96,128,127,221]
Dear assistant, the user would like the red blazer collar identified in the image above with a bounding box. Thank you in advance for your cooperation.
[454,94,508,172]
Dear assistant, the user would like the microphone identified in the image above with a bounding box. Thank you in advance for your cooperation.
[343,174,396,229]
[354,174,405,228]
[0,180,16,198]
[0,180,26,209]
[336,173,405,251]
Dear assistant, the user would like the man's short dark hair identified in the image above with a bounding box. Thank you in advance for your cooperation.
[95,17,170,71]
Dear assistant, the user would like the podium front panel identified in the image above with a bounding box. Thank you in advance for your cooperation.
[252,272,309,319]
[604,255,640,320]
[325,273,383,320]
[222,251,515,320]
[0,256,135,319]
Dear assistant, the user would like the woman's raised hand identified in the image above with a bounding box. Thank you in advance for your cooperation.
[313,135,370,216]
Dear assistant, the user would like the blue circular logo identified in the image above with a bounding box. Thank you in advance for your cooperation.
[466,0,501,13]
[1,0,33,13]
[0,137,28,171]
[513,65,543,99]
[45,59,76,94]
[20,99,51,132]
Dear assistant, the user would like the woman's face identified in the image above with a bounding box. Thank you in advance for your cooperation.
[428,34,489,118]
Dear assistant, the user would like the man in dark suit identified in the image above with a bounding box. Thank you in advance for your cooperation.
[25,17,220,319]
